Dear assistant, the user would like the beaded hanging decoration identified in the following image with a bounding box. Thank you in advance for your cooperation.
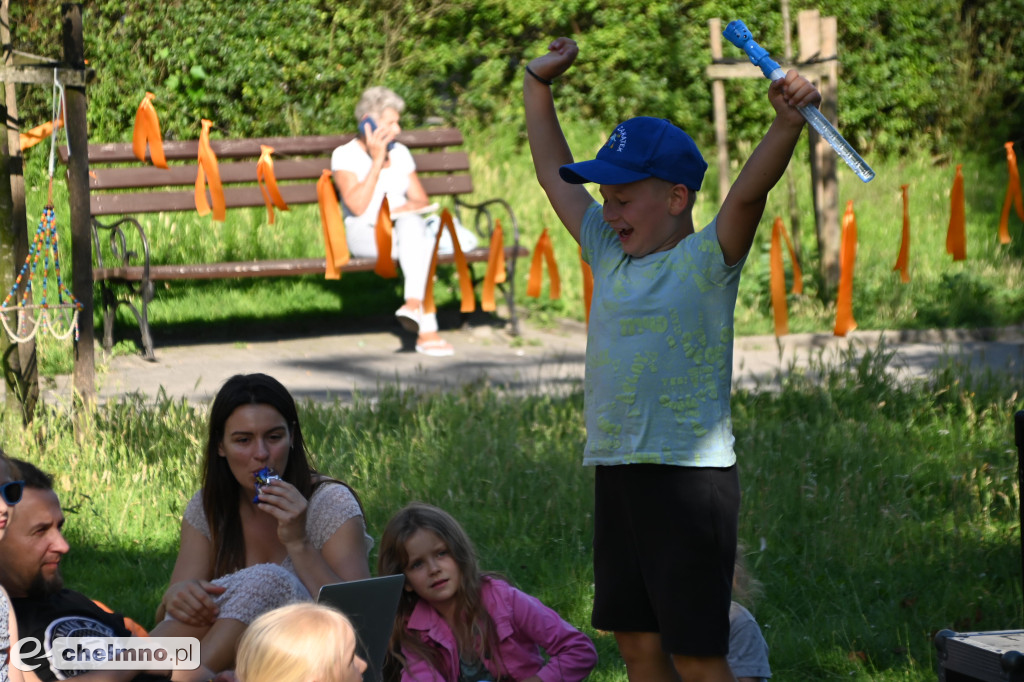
[1,205,82,342]
[0,70,82,344]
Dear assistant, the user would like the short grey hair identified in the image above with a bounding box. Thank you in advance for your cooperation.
[354,86,405,124]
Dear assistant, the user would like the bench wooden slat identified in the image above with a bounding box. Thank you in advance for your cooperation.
[87,152,472,190]
[62,129,466,163]
[93,246,528,282]
[90,174,475,215]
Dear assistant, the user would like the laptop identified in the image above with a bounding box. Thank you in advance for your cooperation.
[317,574,406,682]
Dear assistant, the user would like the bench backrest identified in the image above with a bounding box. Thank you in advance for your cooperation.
[60,129,473,217]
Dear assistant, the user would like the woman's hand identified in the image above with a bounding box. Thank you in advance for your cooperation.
[362,119,395,165]
[527,37,579,82]
[254,478,310,549]
[161,579,225,627]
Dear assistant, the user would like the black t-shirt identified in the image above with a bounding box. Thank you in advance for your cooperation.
[10,589,167,682]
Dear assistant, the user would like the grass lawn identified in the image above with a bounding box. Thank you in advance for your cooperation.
[1,345,1022,680]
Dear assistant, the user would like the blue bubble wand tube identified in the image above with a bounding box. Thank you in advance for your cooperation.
[723,20,875,183]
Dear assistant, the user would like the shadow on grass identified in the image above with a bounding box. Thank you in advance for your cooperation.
[59,536,179,630]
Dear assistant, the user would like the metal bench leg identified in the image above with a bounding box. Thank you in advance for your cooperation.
[99,281,116,353]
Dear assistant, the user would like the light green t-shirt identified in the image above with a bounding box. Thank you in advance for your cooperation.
[580,202,744,467]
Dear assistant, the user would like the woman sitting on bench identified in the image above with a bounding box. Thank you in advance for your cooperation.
[331,86,455,358]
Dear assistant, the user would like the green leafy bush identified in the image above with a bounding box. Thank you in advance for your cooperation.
[10,0,1024,158]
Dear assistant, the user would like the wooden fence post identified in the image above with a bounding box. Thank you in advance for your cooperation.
[0,0,39,421]
[62,3,96,404]
[801,10,840,294]
[707,11,841,298]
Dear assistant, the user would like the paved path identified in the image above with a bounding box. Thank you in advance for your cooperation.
[38,318,1024,407]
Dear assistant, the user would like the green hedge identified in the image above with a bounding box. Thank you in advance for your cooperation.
[11,0,1024,157]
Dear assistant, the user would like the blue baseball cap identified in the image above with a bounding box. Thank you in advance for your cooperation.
[559,116,708,190]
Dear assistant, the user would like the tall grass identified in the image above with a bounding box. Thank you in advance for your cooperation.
[17,120,1024,375]
[0,350,1020,680]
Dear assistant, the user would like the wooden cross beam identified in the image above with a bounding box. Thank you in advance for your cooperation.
[0,64,95,87]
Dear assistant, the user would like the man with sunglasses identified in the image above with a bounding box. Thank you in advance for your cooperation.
[0,460,220,682]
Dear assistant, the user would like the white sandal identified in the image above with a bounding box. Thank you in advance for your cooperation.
[395,305,421,333]
[415,339,455,357]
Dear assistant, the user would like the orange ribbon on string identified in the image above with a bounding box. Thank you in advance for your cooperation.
[769,217,790,337]
[779,219,802,295]
[480,220,506,312]
[892,184,911,283]
[833,201,859,337]
[373,198,398,279]
[195,119,226,221]
[132,92,168,169]
[256,145,289,224]
[999,142,1023,244]
[945,164,966,261]
[316,170,350,279]
[20,116,63,152]
[423,209,475,315]
[526,228,562,300]
[580,246,594,327]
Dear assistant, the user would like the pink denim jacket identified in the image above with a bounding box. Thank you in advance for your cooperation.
[400,577,597,682]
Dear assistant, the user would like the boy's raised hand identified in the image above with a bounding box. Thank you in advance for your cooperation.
[768,70,822,127]
[527,37,579,81]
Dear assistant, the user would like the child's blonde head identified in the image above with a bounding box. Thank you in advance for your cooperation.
[236,602,364,682]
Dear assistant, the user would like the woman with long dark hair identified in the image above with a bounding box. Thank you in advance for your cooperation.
[157,373,371,673]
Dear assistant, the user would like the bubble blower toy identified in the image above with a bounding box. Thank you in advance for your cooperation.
[253,467,281,504]
[723,20,875,183]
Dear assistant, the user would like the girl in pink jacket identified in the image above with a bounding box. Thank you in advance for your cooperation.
[378,503,598,682]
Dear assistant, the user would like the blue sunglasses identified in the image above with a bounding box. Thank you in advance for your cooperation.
[1,480,24,505]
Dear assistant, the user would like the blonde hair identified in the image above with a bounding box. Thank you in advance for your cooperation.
[732,542,764,606]
[354,86,405,125]
[236,603,359,682]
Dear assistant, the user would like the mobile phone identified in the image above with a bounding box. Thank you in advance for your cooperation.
[360,116,395,151]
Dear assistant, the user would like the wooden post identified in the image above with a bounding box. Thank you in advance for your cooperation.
[707,12,841,300]
[0,0,40,422]
[800,10,840,294]
[781,0,802,261]
[708,18,730,206]
[62,3,95,403]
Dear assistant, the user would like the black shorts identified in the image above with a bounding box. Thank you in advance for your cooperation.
[591,463,739,657]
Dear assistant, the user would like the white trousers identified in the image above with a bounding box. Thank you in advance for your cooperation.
[345,213,438,332]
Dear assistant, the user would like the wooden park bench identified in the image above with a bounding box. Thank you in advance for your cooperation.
[60,128,527,360]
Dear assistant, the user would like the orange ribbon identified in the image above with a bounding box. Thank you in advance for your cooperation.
[999,142,1023,244]
[373,198,398,279]
[526,228,561,300]
[423,209,475,314]
[779,219,802,295]
[769,217,790,337]
[195,119,226,221]
[480,220,506,312]
[316,170,350,279]
[580,246,594,327]
[833,201,859,337]
[256,145,289,224]
[892,184,911,283]
[946,164,966,261]
[20,116,63,152]
[132,92,168,169]
[93,600,149,638]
